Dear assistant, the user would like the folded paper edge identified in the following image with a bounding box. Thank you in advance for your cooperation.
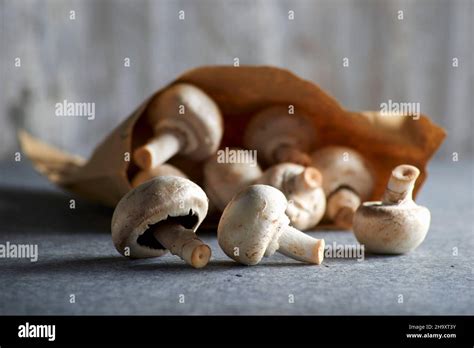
[17,129,86,184]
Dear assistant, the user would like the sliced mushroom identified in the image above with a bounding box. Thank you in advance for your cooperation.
[218,185,325,265]
[311,146,374,229]
[243,106,316,166]
[255,163,326,230]
[133,83,223,170]
[203,149,263,211]
[111,176,211,268]
[131,164,188,188]
[353,164,430,254]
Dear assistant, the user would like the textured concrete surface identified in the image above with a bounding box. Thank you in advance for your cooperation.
[0,159,473,315]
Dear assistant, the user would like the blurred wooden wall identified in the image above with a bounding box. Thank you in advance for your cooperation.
[1,0,472,160]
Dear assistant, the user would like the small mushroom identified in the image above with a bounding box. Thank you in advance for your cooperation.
[243,106,316,166]
[218,185,325,265]
[111,176,211,268]
[255,163,326,230]
[133,83,223,170]
[353,164,430,254]
[131,164,188,188]
[203,149,263,211]
[311,146,374,228]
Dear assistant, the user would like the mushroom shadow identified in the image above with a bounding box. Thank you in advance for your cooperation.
[3,255,131,275]
[3,255,328,277]
[126,258,314,273]
[127,259,240,272]
[0,186,113,235]
[3,256,241,275]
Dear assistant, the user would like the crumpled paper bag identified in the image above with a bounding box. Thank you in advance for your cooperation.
[19,65,446,208]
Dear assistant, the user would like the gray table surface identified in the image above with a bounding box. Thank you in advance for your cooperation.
[0,159,473,315]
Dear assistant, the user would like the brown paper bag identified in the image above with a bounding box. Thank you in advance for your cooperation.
[19,65,446,209]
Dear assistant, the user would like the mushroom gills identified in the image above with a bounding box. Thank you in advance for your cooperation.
[136,210,199,250]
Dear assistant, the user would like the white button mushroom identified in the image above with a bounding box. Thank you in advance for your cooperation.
[203,149,263,212]
[133,83,223,170]
[218,185,325,265]
[255,163,326,230]
[243,106,316,166]
[311,146,374,228]
[353,164,431,254]
[111,176,211,268]
[131,164,188,188]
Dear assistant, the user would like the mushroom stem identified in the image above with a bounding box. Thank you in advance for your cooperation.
[327,188,361,228]
[382,164,420,204]
[134,132,181,170]
[286,167,322,193]
[152,222,211,268]
[274,145,312,166]
[277,226,325,264]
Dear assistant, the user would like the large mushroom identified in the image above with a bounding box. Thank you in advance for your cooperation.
[255,163,326,230]
[203,149,263,211]
[111,176,211,268]
[131,164,187,188]
[133,83,223,170]
[218,185,325,265]
[353,164,430,254]
[311,146,374,229]
[243,106,316,166]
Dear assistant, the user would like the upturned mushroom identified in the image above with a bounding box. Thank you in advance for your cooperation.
[131,164,187,188]
[311,146,374,229]
[203,149,263,211]
[255,163,326,230]
[243,106,316,166]
[353,164,430,254]
[218,185,325,265]
[133,83,223,170]
[111,176,211,268]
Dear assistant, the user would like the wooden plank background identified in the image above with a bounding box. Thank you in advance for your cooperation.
[1,0,472,160]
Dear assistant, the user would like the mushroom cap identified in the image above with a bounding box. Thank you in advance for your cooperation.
[203,149,263,211]
[147,83,223,161]
[111,176,208,258]
[255,163,326,230]
[131,164,188,188]
[353,201,430,254]
[217,185,289,265]
[311,146,374,199]
[243,105,316,165]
